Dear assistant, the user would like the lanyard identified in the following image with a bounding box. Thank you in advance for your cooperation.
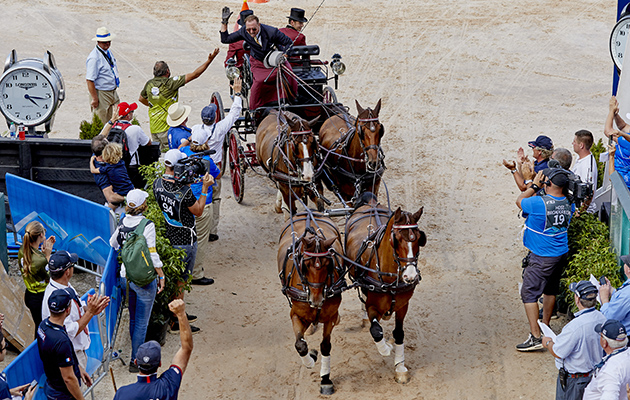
[594,346,628,372]
[50,282,88,335]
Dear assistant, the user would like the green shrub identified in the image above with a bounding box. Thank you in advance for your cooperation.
[591,138,606,189]
[562,212,623,311]
[139,162,191,325]
[79,114,104,140]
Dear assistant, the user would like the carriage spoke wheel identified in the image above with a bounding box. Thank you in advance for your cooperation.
[323,86,337,104]
[228,131,245,203]
[210,92,227,175]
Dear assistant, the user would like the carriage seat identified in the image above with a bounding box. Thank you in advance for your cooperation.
[287,45,327,86]
[286,45,320,58]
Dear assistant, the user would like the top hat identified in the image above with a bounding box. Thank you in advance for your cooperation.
[288,8,307,23]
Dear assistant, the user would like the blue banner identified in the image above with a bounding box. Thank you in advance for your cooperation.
[6,173,115,266]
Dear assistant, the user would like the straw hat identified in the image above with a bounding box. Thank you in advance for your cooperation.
[92,27,115,42]
[167,103,192,127]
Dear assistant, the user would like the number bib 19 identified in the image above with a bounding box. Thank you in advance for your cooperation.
[543,195,571,233]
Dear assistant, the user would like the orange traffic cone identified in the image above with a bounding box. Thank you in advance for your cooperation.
[233,0,252,31]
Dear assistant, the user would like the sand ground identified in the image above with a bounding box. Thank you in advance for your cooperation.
[0,0,620,398]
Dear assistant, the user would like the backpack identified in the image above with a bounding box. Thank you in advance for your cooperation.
[107,121,133,166]
[120,218,157,287]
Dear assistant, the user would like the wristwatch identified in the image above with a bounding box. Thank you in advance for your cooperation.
[234,92,242,97]
[510,169,517,174]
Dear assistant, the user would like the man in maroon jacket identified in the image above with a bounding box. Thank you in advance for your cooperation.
[279,8,307,46]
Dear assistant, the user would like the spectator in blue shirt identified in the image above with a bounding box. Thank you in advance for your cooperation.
[542,281,606,400]
[599,255,630,333]
[113,299,193,400]
[605,96,630,189]
[90,142,134,212]
[515,167,574,351]
[167,103,192,150]
[504,135,554,192]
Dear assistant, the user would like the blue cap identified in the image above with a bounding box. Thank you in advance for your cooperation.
[48,251,78,273]
[201,104,217,124]
[527,135,553,150]
[595,319,627,341]
[48,289,72,313]
[136,340,162,370]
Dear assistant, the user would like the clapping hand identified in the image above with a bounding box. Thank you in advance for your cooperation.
[610,96,619,114]
[42,236,56,258]
[231,76,243,94]
[86,294,110,315]
[208,48,220,63]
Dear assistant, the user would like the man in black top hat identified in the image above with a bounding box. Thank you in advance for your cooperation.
[279,8,307,46]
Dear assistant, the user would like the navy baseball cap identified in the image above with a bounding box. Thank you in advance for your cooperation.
[569,280,598,299]
[528,135,553,150]
[201,104,217,124]
[136,340,161,370]
[48,251,78,273]
[595,320,627,341]
[48,289,72,313]
[620,254,630,266]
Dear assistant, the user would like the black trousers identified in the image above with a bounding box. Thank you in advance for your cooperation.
[24,290,44,339]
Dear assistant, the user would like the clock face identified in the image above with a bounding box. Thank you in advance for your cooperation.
[611,16,630,71]
[0,68,55,126]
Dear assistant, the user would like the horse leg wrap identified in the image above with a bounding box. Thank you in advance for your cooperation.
[395,344,407,372]
[375,338,393,356]
[301,353,315,369]
[370,319,383,342]
[320,355,331,378]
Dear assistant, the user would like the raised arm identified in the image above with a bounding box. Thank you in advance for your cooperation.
[169,299,193,374]
[184,49,220,84]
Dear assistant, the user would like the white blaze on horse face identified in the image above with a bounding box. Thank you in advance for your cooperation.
[301,142,314,181]
[402,242,417,283]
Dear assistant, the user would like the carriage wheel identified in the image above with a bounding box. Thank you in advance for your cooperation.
[210,92,228,176]
[323,86,338,104]
[228,131,245,203]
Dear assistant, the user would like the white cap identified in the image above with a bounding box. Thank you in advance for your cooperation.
[126,189,149,208]
[191,130,208,146]
[164,149,185,167]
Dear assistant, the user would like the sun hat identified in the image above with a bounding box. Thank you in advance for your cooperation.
[167,103,192,127]
[527,135,553,151]
[126,189,149,209]
[48,251,79,273]
[48,289,73,313]
[595,320,627,341]
[164,149,185,167]
[135,340,162,370]
[92,27,115,42]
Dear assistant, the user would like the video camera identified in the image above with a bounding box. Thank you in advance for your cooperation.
[546,160,593,206]
[173,150,215,184]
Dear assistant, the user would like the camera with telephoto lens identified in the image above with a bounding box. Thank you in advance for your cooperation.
[173,150,215,184]
[546,160,593,206]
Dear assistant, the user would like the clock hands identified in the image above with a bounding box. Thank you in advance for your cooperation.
[24,94,39,106]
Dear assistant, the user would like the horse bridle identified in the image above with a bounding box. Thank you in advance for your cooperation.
[389,222,421,282]
[356,110,385,171]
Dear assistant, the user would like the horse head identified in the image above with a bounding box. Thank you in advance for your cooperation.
[287,115,320,182]
[301,231,337,308]
[389,206,426,284]
[355,99,385,172]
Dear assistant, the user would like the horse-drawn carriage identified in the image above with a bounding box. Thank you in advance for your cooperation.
[210,40,424,395]
[210,44,346,206]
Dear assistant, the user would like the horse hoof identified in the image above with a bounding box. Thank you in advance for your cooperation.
[395,370,409,384]
[320,383,335,395]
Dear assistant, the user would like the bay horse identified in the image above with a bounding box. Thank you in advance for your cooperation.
[256,110,324,214]
[318,99,385,204]
[345,194,426,383]
[278,212,345,395]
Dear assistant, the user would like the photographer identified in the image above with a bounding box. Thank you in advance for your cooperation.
[515,167,575,351]
[153,149,214,333]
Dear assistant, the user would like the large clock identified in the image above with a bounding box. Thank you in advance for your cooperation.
[610,7,630,72]
[0,50,65,133]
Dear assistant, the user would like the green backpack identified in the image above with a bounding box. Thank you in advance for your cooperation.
[121,218,157,287]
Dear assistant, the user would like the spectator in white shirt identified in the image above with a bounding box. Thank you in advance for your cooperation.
[191,77,243,242]
[571,130,598,212]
